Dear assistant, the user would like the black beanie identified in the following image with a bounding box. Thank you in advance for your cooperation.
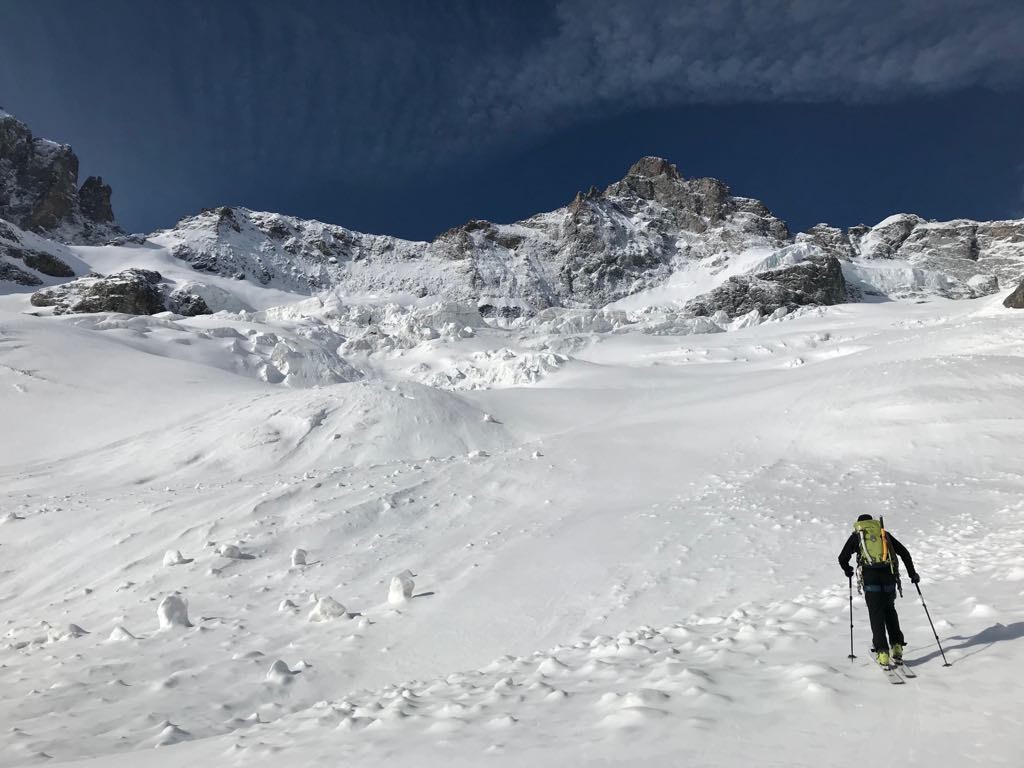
[857,514,873,522]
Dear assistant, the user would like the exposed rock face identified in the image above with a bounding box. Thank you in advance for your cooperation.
[0,110,120,244]
[167,287,211,316]
[78,176,115,223]
[0,260,42,286]
[30,268,166,315]
[0,216,79,286]
[799,214,1024,300]
[1004,280,1024,309]
[685,255,846,319]
[798,224,855,261]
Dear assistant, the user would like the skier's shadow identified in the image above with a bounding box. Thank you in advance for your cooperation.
[911,621,1024,666]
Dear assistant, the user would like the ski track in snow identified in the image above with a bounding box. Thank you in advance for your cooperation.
[2,289,1024,766]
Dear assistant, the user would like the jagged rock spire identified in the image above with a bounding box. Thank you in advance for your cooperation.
[0,110,120,243]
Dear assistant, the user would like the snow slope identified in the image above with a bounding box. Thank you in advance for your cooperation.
[2,281,1024,767]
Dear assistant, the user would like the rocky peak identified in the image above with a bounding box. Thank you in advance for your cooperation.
[601,156,784,242]
[567,185,601,216]
[604,156,690,207]
[625,156,682,181]
[78,176,115,223]
[0,110,121,244]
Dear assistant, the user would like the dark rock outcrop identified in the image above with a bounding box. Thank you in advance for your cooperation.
[30,268,166,315]
[0,260,42,286]
[17,248,75,277]
[78,176,115,223]
[0,110,121,243]
[167,287,211,316]
[1,215,78,284]
[685,256,846,319]
[1004,280,1024,309]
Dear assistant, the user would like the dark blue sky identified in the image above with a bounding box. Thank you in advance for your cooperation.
[2,0,1023,240]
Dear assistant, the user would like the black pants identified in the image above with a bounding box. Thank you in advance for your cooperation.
[865,589,905,652]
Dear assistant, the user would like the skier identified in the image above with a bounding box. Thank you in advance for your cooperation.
[838,514,920,668]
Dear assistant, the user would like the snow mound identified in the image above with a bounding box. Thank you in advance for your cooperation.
[216,543,244,559]
[157,594,192,629]
[108,625,138,642]
[47,623,89,642]
[162,549,193,566]
[59,381,513,478]
[291,548,308,566]
[152,722,191,748]
[266,659,301,684]
[388,570,416,605]
[308,596,347,622]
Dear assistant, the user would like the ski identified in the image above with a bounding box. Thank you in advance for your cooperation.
[892,660,916,679]
[879,664,905,684]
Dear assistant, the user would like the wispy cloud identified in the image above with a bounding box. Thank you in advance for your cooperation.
[2,1,1021,184]
[449,0,1024,151]
[327,0,1024,173]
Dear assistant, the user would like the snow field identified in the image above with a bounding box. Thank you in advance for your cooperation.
[2,290,1024,766]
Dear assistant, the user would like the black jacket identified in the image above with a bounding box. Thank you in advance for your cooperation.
[838,531,917,585]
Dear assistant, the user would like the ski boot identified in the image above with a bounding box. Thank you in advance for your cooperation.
[891,644,904,664]
[875,650,891,668]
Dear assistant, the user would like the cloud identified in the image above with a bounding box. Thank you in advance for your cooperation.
[487,0,1024,117]
[367,0,1024,169]
[3,0,1021,186]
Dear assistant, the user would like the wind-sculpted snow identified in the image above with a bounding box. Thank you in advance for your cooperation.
[58,312,363,387]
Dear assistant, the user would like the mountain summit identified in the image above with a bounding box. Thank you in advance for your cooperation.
[153,156,801,320]
[3,112,1024,322]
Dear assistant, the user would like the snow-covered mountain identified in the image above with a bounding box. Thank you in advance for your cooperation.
[3,111,1024,768]
[153,156,795,320]
[3,110,1024,320]
[149,156,1024,319]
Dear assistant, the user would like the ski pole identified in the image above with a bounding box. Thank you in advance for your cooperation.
[847,574,856,660]
[915,582,951,667]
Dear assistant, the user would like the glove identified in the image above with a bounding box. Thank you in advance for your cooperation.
[843,566,854,579]
[908,571,920,584]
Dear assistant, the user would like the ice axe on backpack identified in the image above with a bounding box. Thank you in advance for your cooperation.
[879,516,903,598]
